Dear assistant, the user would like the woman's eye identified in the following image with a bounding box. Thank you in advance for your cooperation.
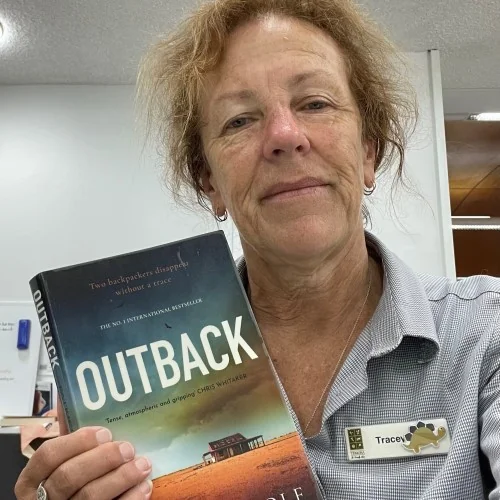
[305,101,328,110]
[226,117,250,129]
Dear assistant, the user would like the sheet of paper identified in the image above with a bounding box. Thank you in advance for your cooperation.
[0,301,42,416]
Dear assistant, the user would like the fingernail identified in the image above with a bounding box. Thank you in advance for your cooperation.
[119,442,135,462]
[135,456,152,472]
[139,479,153,495]
[95,428,112,444]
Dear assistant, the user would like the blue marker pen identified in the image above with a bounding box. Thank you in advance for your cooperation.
[17,319,31,349]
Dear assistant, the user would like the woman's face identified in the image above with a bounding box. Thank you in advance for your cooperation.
[200,15,376,262]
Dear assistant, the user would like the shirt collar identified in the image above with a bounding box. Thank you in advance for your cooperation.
[365,232,440,362]
[236,231,440,363]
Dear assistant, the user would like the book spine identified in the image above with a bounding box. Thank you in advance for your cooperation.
[29,275,80,432]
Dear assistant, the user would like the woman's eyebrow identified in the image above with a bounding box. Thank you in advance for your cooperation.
[214,89,256,106]
[288,70,343,93]
[213,70,343,106]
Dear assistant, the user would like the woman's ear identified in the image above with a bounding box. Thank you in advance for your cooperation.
[200,167,225,214]
[363,138,377,188]
[200,167,215,195]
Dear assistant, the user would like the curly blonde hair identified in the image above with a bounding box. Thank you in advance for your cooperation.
[136,0,417,211]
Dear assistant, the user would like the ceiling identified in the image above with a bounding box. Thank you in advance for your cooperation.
[0,0,499,116]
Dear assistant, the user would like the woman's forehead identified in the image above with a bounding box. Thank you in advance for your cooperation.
[221,15,345,73]
[202,15,349,103]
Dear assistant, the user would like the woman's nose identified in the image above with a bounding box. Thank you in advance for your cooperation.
[262,109,311,160]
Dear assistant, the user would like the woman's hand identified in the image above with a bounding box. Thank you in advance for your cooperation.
[15,400,152,499]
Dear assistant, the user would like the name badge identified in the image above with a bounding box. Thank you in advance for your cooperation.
[345,418,450,461]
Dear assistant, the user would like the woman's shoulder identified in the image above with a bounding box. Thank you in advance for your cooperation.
[416,272,500,347]
[418,272,500,305]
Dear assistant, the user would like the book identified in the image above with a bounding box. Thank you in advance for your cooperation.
[0,415,56,427]
[33,380,55,416]
[29,231,319,500]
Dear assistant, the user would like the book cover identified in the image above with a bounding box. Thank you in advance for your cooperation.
[29,231,319,500]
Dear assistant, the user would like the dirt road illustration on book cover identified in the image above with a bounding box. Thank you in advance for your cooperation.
[32,232,318,499]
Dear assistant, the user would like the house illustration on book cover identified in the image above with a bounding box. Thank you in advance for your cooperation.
[203,432,265,464]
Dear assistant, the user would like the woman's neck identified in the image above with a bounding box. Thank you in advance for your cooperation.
[243,232,383,345]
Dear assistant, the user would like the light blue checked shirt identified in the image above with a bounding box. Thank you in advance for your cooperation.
[238,232,500,499]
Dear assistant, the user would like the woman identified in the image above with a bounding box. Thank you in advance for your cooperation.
[16,0,500,499]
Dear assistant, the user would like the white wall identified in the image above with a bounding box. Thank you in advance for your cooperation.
[0,85,236,301]
[365,51,455,278]
[0,51,455,302]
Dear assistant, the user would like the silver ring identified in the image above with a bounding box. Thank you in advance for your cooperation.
[36,480,48,500]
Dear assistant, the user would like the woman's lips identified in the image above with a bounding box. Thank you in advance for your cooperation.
[262,177,330,202]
